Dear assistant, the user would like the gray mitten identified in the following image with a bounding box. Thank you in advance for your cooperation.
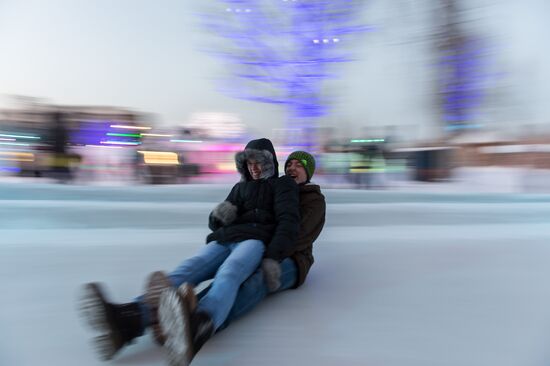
[261,258,282,292]
[212,201,238,225]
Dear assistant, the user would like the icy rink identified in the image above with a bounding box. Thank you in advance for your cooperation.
[2,183,550,366]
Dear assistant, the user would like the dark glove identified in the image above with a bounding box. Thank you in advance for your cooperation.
[262,258,282,292]
[212,201,238,226]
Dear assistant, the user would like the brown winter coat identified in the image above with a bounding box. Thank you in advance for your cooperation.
[291,183,326,288]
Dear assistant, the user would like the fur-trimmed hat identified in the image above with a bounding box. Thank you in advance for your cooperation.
[234,138,279,181]
[285,151,315,182]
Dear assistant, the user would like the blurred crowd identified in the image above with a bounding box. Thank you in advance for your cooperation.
[2,107,550,190]
[0,108,409,187]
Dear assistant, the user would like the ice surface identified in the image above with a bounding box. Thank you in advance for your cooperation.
[1,182,550,366]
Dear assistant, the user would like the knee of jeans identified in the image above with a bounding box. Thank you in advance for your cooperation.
[216,258,252,283]
[172,255,204,275]
[242,239,265,253]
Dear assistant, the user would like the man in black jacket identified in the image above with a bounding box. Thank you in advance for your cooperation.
[78,138,300,361]
[158,150,326,366]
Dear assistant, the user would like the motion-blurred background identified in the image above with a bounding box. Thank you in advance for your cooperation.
[1,0,549,191]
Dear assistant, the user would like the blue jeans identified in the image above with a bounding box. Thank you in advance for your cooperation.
[137,239,264,330]
[197,257,298,331]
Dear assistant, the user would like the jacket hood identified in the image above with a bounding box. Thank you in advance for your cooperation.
[235,138,279,181]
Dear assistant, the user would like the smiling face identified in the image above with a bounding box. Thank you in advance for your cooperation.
[285,159,308,184]
[247,159,262,180]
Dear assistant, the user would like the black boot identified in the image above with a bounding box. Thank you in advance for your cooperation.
[79,283,144,361]
[159,284,214,366]
[190,310,215,354]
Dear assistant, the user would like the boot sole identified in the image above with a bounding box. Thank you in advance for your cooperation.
[79,283,109,333]
[159,286,194,366]
[78,283,121,361]
[145,271,172,345]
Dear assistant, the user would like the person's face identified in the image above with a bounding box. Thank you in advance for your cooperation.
[285,159,308,184]
[247,159,262,180]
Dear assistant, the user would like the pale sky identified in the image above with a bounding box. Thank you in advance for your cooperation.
[0,0,548,141]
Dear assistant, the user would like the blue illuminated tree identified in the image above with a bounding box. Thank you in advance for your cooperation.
[199,0,370,145]
[433,0,491,132]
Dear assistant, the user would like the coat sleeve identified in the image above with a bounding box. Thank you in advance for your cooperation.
[208,183,240,231]
[264,176,300,261]
[295,194,326,251]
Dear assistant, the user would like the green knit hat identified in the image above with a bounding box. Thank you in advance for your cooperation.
[285,151,316,182]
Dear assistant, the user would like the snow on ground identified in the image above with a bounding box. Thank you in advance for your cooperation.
[1,182,550,366]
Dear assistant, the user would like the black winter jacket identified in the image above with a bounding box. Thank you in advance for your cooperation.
[206,138,300,261]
